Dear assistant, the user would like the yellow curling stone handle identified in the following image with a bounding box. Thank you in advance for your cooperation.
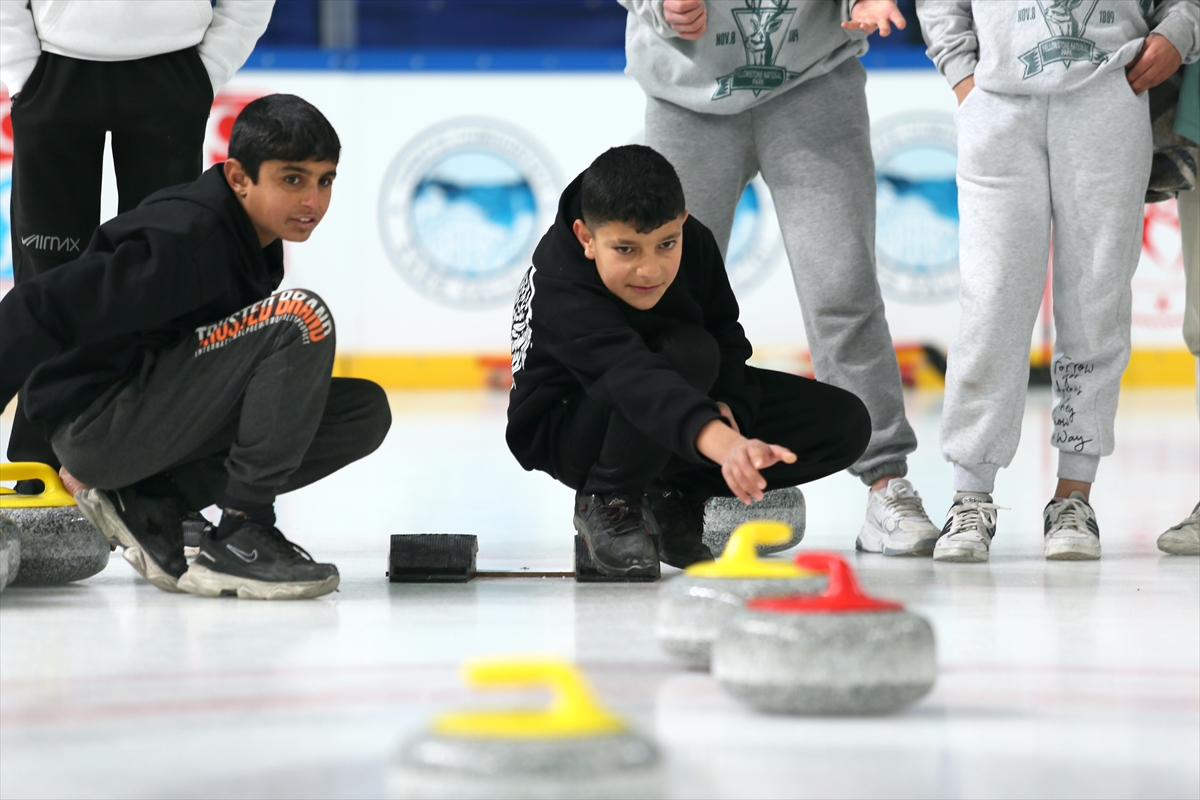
[0,462,77,508]
[433,656,627,739]
[684,520,819,579]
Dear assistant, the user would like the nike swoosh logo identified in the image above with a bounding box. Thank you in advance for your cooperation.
[226,544,258,562]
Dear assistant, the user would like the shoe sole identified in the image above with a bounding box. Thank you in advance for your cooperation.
[856,522,936,557]
[933,542,990,563]
[573,518,658,579]
[75,489,183,593]
[177,563,339,599]
[1044,541,1101,560]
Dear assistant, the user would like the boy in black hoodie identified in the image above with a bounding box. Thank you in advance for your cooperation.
[0,94,391,600]
[507,145,871,578]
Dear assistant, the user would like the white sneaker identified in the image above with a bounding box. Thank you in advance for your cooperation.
[857,478,940,556]
[1158,502,1200,555]
[934,493,1001,563]
[1043,492,1101,560]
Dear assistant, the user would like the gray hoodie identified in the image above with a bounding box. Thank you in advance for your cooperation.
[917,0,1200,95]
[619,0,867,115]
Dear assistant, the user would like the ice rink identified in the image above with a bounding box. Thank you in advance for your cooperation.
[2,387,1198,799]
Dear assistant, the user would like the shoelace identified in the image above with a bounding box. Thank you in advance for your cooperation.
[259,525,316,562]
[1046,497,1094,535]
[883,490,929,520]
[946,502,1004,537]
[596,501,646,538]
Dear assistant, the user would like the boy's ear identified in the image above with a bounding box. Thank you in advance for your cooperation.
[224,159,253,199]
[572,219,597,260]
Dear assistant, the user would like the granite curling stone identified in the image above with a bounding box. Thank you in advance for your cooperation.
[388,656,663,800]
[656,521,825,670]
[712,552,936,715]
[0,463,110,586]
[0,514,21,591]
[704,487,805,556]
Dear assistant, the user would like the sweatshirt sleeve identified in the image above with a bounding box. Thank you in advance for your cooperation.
[0,224,221,409]
[696,227,760,432]
[198,0,275,94]
[531,274,723,463]
[617,0,679,39]
[916,0,978,88]
[0,0,42,96]
[1149,0,1200,65]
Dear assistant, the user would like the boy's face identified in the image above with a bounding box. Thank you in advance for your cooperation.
[224,158,338,247]
[572,213,687,310]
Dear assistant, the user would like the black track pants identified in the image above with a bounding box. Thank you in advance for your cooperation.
[549,324,872,498]
[7,48,213,467]
[49,290,392,510]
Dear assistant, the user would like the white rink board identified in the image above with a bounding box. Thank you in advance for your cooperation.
[58,68,1193,353]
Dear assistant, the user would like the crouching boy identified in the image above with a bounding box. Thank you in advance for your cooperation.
[506,145,871,577]
[0,94,391,599]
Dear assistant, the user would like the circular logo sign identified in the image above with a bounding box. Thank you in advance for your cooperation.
[379,118,560,308]
[726,176,784,293]
[872,112,960,304]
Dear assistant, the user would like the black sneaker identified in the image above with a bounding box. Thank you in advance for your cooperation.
[573,492,659,578]
[181,511,214,549]
[178,521,339,599]
[75,487,187,593]
[645,484,714,569]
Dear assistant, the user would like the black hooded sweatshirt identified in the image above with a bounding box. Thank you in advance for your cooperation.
[506,172,761,475]
[0,164,284,423]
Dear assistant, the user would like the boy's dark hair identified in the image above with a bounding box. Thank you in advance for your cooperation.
[581,145,685,234]
[228,94,341,182]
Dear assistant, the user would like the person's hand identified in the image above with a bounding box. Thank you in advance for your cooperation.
[664,0,707,40]
[715,401,740,434]
[842,0,906,37]
[953,74,975,105]
[696,418,796,504]
[59,466,92,496]
[1126,33,1182,95]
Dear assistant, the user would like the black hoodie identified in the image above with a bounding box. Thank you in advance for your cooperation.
[506,172,760,476]
[0,164,284,423]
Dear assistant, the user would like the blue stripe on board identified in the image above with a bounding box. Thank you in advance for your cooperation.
[241,46,934,73]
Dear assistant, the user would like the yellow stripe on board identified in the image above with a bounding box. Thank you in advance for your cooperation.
[332,348,1198,390]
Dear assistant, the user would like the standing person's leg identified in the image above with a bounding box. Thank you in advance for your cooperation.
[937,87,1052,563]
[7,54,108,471]
[1041,72,1152,560]
[109,48,212,212]
[1159,186,1200,554]
[751,59,936,554]
[644,96,757,258]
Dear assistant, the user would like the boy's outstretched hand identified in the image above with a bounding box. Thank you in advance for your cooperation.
[1126,33,1182,95]
[696,417,797,504]
[664,0,707,40]
[842,0,906,37]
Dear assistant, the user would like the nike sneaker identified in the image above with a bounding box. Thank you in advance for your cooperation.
[645,484,713,568]
[75,487,187,592]
[178,521,339,599]
[1043,492,1101,560]
[573,492,659,578]
[857,478,940,556]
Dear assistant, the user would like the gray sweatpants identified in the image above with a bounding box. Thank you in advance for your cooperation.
[646,57,916,486]
[52,289,391,507]
[942,70,1152,492]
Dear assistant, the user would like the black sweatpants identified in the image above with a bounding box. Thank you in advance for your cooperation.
[550,325,872,498]
[49,290,392,512]
[8,48,214,467]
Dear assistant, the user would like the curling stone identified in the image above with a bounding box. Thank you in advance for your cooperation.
[704,487,805,556]
[388,656,663,800]
[0,463,110,586]
[712,552,936,715]
[655,521,825,669]
[0,514,20,591]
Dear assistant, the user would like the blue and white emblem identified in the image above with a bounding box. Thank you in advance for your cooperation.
[378,119,560,308]
[872,112,960,304]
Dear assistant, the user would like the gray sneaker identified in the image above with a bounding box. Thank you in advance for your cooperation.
[857,478,940,556]
[1043,492,1101,561]
[934,493,1001,563]
[1157,502,1200,556]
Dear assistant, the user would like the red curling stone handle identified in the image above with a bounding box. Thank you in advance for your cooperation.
[745,552,904,614]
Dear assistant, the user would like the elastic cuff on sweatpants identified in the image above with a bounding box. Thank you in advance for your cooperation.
[954,462,1000,494]
[856,460,908,487]
[224,479,277,507]
[1057,451,1100,484]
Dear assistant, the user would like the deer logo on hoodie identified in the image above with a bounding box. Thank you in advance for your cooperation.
[713,0,801,100]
